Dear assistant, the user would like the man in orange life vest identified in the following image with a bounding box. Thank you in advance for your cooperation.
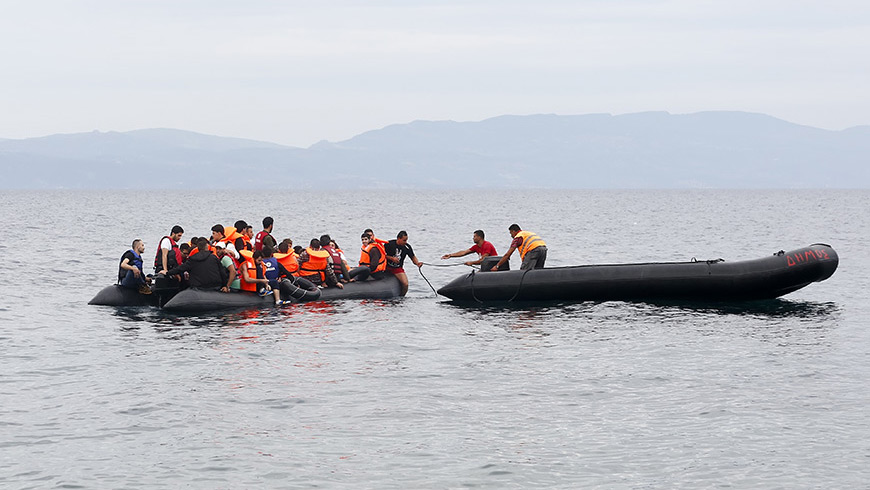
[349,232,388,282]
[492,224,548,271]
[297,238,344,289]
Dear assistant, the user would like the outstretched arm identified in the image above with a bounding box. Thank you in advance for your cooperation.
[441,248,472,260]
[493,246,516,270]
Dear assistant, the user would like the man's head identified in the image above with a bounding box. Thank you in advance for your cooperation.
[508,224,521,238]
[244,226,254,239]
[396,230,409,246]
[309,238,321,250]
[361,233,371,246]
[263,216,274,231]
[319,234,331,247]
[170,225,184,241]
[214,241,227,257]
[278,239,291,254]
[364,228,374,239]
[253,250,264,265]
[262,246,274,258]
[196,237,210,252]
[132,239,144,253]
[211,224,225,241]
[179,242,191,257]
[473,229,485,244]
[233,220,248,233]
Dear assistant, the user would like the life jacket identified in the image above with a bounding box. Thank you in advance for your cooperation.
[372,236,389,245]
[119,249,143,283]
[321,245,344,277]
[298,247,330,281]
[241,235,253,251]
[359,243,386,273]
[254,230,274,251]
[274,252,300,275]
[222,226,241,245]
[516,231,546,259]
[238,250,263,292]
[154,236,183,271]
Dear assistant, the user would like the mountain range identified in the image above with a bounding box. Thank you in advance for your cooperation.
[2,111,868,189]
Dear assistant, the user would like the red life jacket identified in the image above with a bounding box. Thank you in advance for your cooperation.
[154,236,183,271]
[321,245,344,277]
[254,230,273,251]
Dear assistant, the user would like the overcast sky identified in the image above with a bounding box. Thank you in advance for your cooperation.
[2,0,868,147]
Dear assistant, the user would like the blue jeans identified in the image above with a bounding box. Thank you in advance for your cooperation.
[120,269,146,289]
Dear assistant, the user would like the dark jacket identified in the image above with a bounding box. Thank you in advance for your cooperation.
[166,250,226,290]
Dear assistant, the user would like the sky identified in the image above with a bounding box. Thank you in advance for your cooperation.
[2,0,868,147]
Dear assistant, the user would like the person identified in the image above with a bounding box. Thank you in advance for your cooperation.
[155,225,184,274]
[364,228,389,245]
[119,239,151,294]
[254,216,277,252]
[320,234,350,282]
[441,229,498,266]
[210,224,230,246]
[235,223,254,252]
[274,239,300,276]
[384,230,423,296]
[261,246,293,305]
[215,242,240,292]
[179,242,192,262]
[493,224,548,271]
[298,238,344,289]
[349,232,387,282]
[238,250,271,295]
[164,237,226,290]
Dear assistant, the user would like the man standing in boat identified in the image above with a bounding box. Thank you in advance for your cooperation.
[492,224,547,271]
[440,229,498,266]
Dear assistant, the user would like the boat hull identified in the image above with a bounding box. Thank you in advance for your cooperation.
[437,244,839,303]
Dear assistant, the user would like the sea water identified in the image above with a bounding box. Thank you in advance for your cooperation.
[1,189,868,488]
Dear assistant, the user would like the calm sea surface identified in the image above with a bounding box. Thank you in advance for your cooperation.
[1,189,868,489]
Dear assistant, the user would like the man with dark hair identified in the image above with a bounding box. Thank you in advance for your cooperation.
[493,224,548,271]
[165,237,226,290]
[210,224,226,245]
[155,225,184,274]
[441,229,498,266]
[298,238,344,289]
[320,234,350,282]
[384,230,423,296]
[119,239,151,293]
[255,217,277,252]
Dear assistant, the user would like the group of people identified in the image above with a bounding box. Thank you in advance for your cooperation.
[118,218,548,301]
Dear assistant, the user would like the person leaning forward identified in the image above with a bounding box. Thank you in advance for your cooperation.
[441,229,498,266]
[165,238,226,290]
[492,224,547,271]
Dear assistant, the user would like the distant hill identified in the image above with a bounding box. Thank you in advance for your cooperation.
[2,112,868,189]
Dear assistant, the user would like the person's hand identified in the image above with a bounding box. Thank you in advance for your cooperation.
[336,283,344,289]
[133,268,141,278]
[441,254,450,260]
[220,286,228,293]
[464,261,474,266]
[159,269,167,275]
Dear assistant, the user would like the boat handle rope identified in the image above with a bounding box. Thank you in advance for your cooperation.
[417,265,439,297]
[469,270,484,304]
[507,269,533,303]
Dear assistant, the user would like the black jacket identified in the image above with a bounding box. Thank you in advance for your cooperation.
[166,250,227,290]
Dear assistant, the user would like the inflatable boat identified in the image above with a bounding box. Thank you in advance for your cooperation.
[90,274,404,311]
[437,244,838,303]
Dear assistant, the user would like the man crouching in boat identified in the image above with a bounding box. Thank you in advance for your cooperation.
[493,224,548,271]
[164,238,226,290]
[119,239,152,294]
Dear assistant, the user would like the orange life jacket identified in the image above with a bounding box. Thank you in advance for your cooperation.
[238,250,263,292]
[274,252,300,275]
[516,231,546,259]
[359,243,386,273]
[298,247,330,281]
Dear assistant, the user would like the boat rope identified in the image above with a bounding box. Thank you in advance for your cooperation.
[469,270,484,304]
[419,261,476,268]
[507,269,532,302]
[418,266,439,297]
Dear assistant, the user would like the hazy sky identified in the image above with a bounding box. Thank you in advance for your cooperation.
[2,0,868,147]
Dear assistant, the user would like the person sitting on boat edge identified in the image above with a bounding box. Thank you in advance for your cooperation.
[349,232,387,283]
[320,234,350,282]
[298,239,344,289]
[384,230,423,296]
[261,246,295,305]
[164,237,226,290]
[441,229,498,267]
[254,216,277,252]
[493,224,547,271]
[119,239,151,294]
[214,242,240,292]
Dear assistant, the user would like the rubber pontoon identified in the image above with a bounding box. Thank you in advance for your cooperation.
[90,275,404,311]
[437,244,838,303]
